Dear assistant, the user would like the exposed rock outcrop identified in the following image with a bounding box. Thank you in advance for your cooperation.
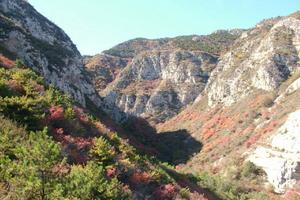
[101,50,218,123]
[248,109,300,193]
[0,0,101,107]
[87,30,242,123]
[205,15,300,107]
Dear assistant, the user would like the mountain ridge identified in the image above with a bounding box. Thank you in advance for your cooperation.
[1,1,300,199]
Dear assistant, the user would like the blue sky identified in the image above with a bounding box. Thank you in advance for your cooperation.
[28,0,299,55]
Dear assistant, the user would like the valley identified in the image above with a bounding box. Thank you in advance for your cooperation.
[1,0,300,199]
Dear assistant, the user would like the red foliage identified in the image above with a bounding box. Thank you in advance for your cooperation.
[51,127,92,164]
[74,106,89,123]
[245,134,261,148]
[284,190,300,199]
[202,128,216,140]
[153,184,176,200]
[0,55,14,68]
[48,106,64,121]
[106,167,117,178]
[262,110,271,120]
[129,171,151,185]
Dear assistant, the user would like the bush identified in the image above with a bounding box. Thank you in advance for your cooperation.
[241,161,263,178]
[66,161,131,200]
[179,187,190,199]
[89,137,116,165]
[0,96,47,130]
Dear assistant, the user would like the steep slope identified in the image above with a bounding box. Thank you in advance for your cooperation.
[206,15,299,107]
[0,56,220,200]
[87,31,241,123]
[102,50,218,123]
[0,0,101,107]
[0,2,222,199]
[83,54,131,91]
[158,12,300,198]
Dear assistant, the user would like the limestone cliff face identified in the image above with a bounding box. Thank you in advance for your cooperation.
[87,31,241,123]
[0,0,101,107]
[100,50,218,123]
[157,12,300,194]
[205,15,300,107]
[248,109,300,193]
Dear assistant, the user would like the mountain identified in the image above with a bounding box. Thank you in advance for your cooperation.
[1,0,300,199]
[158,11,300,196]
[0,1,220,199]
[85,31,241,124]
[0,0,101,107]
[87,10,300,198]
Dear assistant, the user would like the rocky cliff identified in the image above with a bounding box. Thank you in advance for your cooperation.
[86,31,240,123]
[101,50,218,123]
[0,0,101,107]
[205,15,299,107]
[2,1,300,197]
[158,12,300,195]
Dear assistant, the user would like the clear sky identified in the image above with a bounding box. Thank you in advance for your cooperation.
[28,0,299,55]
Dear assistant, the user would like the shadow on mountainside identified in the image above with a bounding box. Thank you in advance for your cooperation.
[86,98,202,165]
[124,116,202,165]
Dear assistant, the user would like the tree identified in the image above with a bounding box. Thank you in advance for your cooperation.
[89,137,116,166]
[66,161,130,200]
[3,128,65,200]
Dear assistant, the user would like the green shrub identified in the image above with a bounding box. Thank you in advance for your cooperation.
[89,137,116,165]
[66,161,130,200]
[179,187,190,199]
[241,161,263,178]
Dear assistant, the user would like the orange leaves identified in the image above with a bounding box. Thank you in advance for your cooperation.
[245,135,260,148]
[0,55,14,68]
[153,183,176,200]
[48,105,64,121]
[74,106,89,123]
[7,79,24,93]
[202,128,216,140]
[129,171,152,185]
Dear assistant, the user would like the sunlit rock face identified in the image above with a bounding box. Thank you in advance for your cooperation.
[100,50,218,123]
[248,109,300,193]
[86,30,241,123]
[0,0,101,107]
[205,16,300,107]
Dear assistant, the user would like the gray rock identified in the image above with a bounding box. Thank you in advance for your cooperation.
[101,50,218,123]
[205,16,300,107]
[0,0,101,107]
[248,109,300,193]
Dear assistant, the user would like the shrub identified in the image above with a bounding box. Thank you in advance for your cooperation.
[154,183,176,200]
[14,59,25,68]
[48,105,64,121]
[66,161,131,200]
[241,161,263,178]
[89,137,116,165]
[1,128,65,200]
[129,171,151,184]
[0,96,47,130]
[179,187,190,199]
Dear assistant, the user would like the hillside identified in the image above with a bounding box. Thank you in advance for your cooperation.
[1,0,300,199]
[0,0,101,107]
[0,56,221,200]
[158,11,300,199]
[85,30,241,124]
[86,10,300,199]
